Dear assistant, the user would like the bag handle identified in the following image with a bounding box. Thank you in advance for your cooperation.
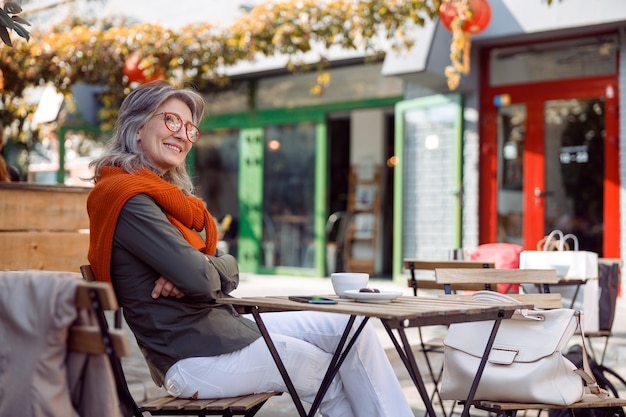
[562,233,579,251]
[573,311,609,398]
[539,229,579,251]
[543,230,565,251]
[471,291,543,321]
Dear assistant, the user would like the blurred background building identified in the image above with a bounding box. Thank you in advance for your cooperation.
[15,0,626,280]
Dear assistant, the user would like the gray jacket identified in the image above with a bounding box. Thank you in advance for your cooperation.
[0,271,120,417]
[111,194,261,386]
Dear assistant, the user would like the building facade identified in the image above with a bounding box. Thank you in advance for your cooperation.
[34,0,624,280]
[193,0,625,280]
[384,0,625,279]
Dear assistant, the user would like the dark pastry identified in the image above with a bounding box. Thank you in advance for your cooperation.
[359,287,380,293]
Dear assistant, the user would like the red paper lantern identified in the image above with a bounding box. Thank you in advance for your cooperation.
[440,0,492,35]
[123,51,163,84]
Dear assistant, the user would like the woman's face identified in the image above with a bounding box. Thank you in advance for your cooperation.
[137,98,194,173]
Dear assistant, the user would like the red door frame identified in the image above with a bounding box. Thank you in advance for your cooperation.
[479,46,620,257]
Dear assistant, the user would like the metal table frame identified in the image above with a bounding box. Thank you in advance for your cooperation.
[219,295,525,417]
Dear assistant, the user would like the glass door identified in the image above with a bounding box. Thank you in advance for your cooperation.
[542,99,605,255]
[261,122,317,270]
[484,34,619,258]
[393,94,463,278]
[490,89,618,257]
[496,104,526,245]
[194,128,240,255]
[200,124,318,273]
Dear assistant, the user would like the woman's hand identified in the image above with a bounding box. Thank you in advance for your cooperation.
[152,276,185,299]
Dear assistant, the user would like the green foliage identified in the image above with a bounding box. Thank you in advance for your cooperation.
[0,1,30,47]
[0,0,560,147]
[0,0,444,136]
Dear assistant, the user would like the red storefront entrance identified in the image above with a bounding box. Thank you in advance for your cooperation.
[479,34,620,258]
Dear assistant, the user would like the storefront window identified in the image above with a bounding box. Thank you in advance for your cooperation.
[28,129,105,187]
[194,128,240,255]
[202,81,249,115]
[496,104,525,245]
[544,99,605,255]
[256,63,403,109]
[262,122,316,268]
[490,35,617,86]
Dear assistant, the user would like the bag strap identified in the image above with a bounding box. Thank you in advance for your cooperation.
[543,230,565,251]
[562,233,580,251]
[573,311,609,398]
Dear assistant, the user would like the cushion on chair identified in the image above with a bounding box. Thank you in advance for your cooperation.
[468,243,525,293]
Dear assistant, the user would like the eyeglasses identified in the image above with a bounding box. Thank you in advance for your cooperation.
[153,112,200,143]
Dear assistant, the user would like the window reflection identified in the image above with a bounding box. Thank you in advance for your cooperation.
[194,129,240,256]
[490,35,617,86]
[262,123,316,268]
[544,99,604,255]
[257,63,403,109]
[201,81,249,115]
[497,105,525,244]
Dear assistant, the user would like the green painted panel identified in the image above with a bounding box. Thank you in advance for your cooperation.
[238,128,264,272]
[201,97,401,130]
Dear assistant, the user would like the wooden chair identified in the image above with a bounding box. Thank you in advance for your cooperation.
[0,271,129,417]
[403,259,495,417]
[434,267,626,417]
[404,259,495,296]
[80,265,281,417]
[434,268,561,308]
[474,395,626,417]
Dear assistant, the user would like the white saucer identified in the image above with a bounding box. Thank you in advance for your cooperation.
[343,290,403,304]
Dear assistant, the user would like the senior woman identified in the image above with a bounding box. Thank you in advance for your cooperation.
[86,80,413,417]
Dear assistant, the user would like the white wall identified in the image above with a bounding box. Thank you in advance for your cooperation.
[350,109,384,165]
[478,0,626,38]
[350,109,385,275]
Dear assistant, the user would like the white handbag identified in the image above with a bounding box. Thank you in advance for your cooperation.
[519,230,600,331]
[440,292,605,405]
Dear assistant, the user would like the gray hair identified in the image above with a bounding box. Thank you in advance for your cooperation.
[89,80,205,194]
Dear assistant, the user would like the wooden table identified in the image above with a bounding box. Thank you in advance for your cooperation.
[218,294,528,417]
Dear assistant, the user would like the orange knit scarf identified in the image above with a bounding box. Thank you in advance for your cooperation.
[87,166,217,283]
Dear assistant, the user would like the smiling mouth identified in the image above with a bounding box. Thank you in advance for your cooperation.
[164,143,182,153]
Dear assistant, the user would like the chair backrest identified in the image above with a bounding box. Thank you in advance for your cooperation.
[404,259,495,295]
[80,265,142,416]
[467,243,525,269]
[467,243,525,293]
[70,281,131,356]
[0,270,132,417]
[435,268,563,309]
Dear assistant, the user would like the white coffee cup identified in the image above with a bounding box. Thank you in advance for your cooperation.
[331,272,369,298]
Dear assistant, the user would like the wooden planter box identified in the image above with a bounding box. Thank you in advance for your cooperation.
[0,183,91,272]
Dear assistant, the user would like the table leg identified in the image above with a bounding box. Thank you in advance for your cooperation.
[249,307,368,417]
[382,323,439,417]
[417,327,449,417]
[383,314,506,417]
[570,284,581,309]
[308,316,369,414]
[250,307,308,417]
[460,315,503,417]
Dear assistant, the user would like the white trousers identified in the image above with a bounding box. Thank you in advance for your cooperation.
[163,311,413,417]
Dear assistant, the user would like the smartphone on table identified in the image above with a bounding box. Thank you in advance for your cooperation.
[288,296,338,304]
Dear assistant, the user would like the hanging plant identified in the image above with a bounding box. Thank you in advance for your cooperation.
[439,0,492,90]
